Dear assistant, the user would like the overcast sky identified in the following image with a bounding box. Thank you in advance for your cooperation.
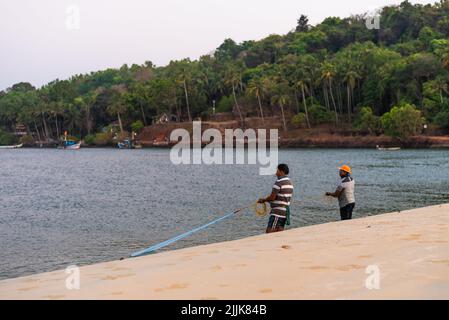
[0,0,437,91]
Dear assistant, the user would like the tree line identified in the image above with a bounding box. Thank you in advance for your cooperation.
[1,0,449,145]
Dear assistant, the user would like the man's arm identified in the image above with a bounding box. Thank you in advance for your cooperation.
[258,192,277,203]
[259,181,281,203]
[326,188,343,198]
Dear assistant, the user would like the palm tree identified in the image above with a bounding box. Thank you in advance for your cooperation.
[171,85,181,121]
[64,103,83,136]
[300,54,320,105]
[132,83,149,126]
[107,101,127,133]
[37,90,52,139]
[269,79,291,132]
[74,92,97,135]
[49,101,64,139]
[271,93,290,132]
[27,100,44,142]
[343,70,360,122]
[165,60,193,122]
[181,78,191,122]
[176,60,193,122]
[296,79,311,128]
[17,92,37,138]
[109,85,128,132]
[246,77,266,125]
[434,76,449,104]
[224,62,245,126]
[321,62,339,125]
[40,104,51,139]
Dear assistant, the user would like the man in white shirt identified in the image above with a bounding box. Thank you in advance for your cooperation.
[326,165,355,221]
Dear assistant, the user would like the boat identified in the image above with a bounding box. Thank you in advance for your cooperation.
[152,137,170,147]
[58,140,81,150]
[376,145,401,151]
[58,131,81,150]
[152,140,170,147]
[118,139,132,149]
[0,143,23,149]
[64,141,81,150]
[117,139,142,149]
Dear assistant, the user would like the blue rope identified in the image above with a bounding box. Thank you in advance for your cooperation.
[130,209,242,258]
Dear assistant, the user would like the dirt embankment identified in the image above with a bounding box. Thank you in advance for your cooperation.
[138,117,283,146]
[137,117,449,148]
[282,134,449,148]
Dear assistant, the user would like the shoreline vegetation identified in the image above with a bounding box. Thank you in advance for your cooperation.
[13,118,449,149]
[1,1,449,148]
[1,203,448,299]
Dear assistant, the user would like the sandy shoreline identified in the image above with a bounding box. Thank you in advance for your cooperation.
[0,204,448,300]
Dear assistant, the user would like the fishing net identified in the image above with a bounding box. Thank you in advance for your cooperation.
[322,194,335,205]
[291,194,335,206]
[253,202,269,217]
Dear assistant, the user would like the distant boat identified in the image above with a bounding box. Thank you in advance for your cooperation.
[117,139,141,149]
[152,137,170,147]
[65,141,81,150]
[118,139,132,149]
[59,132,81,150]
[58,140,81,150]
[376,145,401,151]
[152,140,170,147]
[0,143,23,149]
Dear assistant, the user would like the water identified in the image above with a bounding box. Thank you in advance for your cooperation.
[1,148,449,280]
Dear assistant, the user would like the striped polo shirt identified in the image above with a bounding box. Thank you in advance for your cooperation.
[270,175,294,218]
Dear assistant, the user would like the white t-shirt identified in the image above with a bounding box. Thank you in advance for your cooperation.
[337,175,355,208]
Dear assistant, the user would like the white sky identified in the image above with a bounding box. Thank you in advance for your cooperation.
[0,0,437,91]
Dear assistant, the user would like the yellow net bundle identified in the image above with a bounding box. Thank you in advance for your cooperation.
[253,202,269,217]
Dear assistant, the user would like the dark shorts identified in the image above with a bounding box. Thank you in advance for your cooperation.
[267,215,287,230]
[340,203,355,220]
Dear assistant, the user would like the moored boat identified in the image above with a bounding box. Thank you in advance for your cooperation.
[118,139,132,149]
[152,140,170,147]
[58,140,81,150]
[376,145,401,151]
[0,143,23,149]
[118,139,142,149]
[59,131,81,150]
[152,136,170,147]
[64,141,81,150]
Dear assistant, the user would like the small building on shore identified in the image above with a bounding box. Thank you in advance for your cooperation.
[153,113,179,125]
[15,124,28,137]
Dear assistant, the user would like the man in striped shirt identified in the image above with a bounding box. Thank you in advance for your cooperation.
[258,164,294,233]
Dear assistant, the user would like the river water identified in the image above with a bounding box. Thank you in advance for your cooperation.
[1,148,448,280]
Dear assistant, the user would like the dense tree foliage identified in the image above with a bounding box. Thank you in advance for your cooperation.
[1,0,449,143]
[381,103,424,138]
[353,107,381,134]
